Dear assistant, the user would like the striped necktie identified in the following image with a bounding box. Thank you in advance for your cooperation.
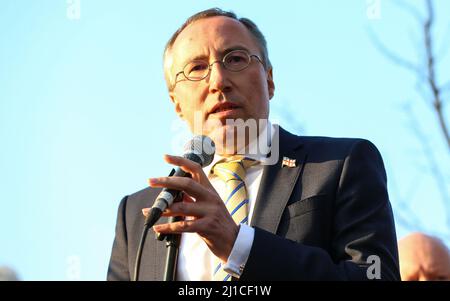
[211,156,257,281]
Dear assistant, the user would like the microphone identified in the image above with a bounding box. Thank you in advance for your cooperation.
[143,135,215,228]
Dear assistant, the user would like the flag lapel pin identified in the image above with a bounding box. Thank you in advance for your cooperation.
[282,156,297,168]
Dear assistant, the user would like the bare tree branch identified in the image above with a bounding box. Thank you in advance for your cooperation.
[424,0,450,150]
[405,103,450,229]
[367,27,424,76]
[413,78,432,107]
[371,0,450,239]
[369,0,449,149]
[392,0,425,25]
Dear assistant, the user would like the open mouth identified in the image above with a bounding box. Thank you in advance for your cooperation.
[210,102,240,115]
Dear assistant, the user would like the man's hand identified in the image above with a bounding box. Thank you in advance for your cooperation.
[142,154,239,263]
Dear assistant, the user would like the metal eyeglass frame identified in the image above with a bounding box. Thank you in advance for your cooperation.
[170,49,264,90]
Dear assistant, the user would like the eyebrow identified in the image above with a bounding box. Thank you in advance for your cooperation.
[179,45,251,68]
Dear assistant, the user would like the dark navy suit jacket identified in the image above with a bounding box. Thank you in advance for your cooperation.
[107,127,400,280]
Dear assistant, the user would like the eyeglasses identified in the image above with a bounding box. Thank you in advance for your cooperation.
[172,50,264,89]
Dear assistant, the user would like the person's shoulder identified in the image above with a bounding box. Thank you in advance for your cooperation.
[300,135,375,149]
[286,131,381,160]
[279,127,371,148]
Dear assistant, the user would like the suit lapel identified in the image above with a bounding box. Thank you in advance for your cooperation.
[140,214,169,281]
[250,127,306,234]
[151,229,168,280]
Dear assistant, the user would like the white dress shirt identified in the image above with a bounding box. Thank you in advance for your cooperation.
[176,122,275,280]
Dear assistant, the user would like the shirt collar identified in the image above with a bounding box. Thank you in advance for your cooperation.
[203,121,275,176]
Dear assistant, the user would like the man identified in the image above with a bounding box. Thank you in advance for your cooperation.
[107,8,400,281]
[398,232,450,281]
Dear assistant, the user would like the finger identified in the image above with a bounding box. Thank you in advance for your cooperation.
[161,201,208,217]
[142,207,170,217]
[142,194,194,217]
[163,155,193,174]
[164,154,209,183]
[148,176,207,200]
[142,208,150,217]
[153,219,197,234]
[182,193,195,203]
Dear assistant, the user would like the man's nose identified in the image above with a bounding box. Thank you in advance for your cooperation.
[208,62,232,94]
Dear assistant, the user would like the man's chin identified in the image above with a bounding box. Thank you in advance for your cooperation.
[206,126,229,152]
[205,125,248,156]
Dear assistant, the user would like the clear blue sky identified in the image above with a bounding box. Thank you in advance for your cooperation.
[1,0,449,280]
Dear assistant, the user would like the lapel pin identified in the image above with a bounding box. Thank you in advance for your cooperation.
[282,156,297,168]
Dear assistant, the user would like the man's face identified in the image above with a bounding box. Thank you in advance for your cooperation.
[166,16,275,154]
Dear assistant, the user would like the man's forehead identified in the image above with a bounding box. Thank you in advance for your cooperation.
[170,16,258,63]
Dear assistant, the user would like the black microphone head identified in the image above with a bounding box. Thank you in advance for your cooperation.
[183,135,215,167]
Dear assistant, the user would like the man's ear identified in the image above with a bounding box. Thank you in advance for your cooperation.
[169,91,183,119]
[267,68,275,100]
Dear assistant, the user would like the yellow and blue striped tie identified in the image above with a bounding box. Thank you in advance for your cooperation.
[211,156,257,281]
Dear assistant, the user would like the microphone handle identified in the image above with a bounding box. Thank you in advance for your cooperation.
[145,168,189,227]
